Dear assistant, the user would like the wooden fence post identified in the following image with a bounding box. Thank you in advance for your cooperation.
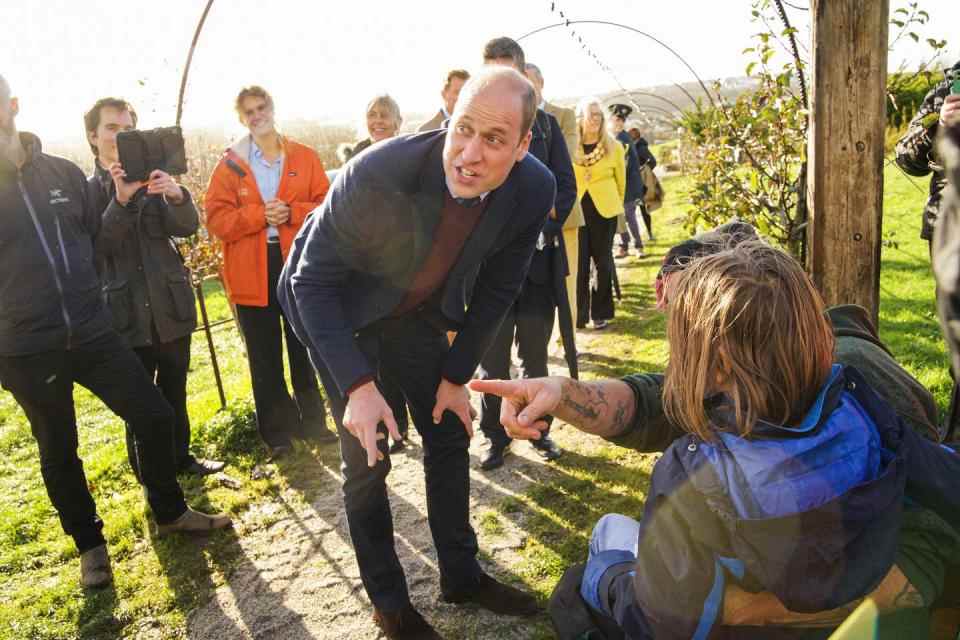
[807,0,889,324]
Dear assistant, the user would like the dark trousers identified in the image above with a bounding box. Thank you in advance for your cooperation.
[236,242,325,448]
[0,330,187,553]
[577,195,618,325]
[126,333,193,480]
[380,377,409,439]
[319,311,481,612]
[479,278,556,447]
[619,199,644,251]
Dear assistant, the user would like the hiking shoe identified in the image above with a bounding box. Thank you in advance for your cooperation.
[80,544,113,589]
[157,508,232,537]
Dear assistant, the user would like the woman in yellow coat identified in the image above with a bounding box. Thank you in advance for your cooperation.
[573,97,626,329]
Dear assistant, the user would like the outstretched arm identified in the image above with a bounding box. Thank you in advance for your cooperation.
[469,376,636,439]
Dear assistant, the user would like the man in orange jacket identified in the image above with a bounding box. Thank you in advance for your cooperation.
[205,86,335,455]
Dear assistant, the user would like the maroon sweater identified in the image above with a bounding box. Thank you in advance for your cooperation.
[347,191,485,395]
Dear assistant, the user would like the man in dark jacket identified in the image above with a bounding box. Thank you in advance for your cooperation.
[0,75,229,590]
[608,104,646,258]
[477,37,577,470]
[278,67,553,639]
[85,97,223,477]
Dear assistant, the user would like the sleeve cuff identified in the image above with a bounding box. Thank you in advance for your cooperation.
[345,374,376,397]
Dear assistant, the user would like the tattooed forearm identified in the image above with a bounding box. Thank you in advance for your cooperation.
[556,379,635,437]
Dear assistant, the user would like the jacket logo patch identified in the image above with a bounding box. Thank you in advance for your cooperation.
[288,171,297,177]
[49,189,70,205]
[239,187,249,197]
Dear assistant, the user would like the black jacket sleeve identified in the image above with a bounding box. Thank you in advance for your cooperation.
[545,113,576,226]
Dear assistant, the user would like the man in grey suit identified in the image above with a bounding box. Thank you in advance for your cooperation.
[526,62,583,327]
[416,69,470,132]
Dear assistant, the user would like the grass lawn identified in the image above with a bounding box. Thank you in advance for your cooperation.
[0,164,949,639]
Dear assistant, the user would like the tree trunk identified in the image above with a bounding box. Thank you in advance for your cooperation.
[807,0,889,324]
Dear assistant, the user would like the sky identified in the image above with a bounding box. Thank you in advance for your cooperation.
[5,0,960,147]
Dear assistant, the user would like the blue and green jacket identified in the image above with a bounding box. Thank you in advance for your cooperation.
[585,365,960,639]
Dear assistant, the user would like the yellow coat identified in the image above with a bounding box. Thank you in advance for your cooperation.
[573,142,627,218]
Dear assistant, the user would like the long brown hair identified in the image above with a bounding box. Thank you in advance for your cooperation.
[662,241,835,440]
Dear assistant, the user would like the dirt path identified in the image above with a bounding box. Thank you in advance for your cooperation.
[186,343,590,640]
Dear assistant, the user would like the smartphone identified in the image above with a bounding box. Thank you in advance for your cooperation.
[952,78,960,95]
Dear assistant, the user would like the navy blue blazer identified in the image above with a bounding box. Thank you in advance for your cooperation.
[617,130,645,203]
[278,130,556,396]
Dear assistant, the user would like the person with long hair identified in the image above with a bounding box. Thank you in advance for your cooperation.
[573,97,625,330]
[473,230,960,636]
[582,242,951,638]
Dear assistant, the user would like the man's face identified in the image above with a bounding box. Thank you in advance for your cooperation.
[443,81,532,199]
[441,76,466,115]
[239,96,276,137]
[610,115,625,134]
[0,94,19,137]
[87,106,134,165]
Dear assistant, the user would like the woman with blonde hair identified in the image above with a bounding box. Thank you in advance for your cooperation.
[338,94,403,164]
[573,97,626,330]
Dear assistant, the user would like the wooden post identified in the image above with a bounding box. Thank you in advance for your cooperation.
[807,0,889,324]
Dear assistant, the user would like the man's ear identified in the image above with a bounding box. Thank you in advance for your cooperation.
[86,127,98,154]
[10,97,18,119]
[515,130,532,163]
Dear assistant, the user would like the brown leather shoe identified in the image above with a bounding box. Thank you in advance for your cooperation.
[373,604,443,639]
[441,572,540,616]
[156,507,232,537]
[80,544,113,588]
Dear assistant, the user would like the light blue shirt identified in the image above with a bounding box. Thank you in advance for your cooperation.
[249,138,284,241]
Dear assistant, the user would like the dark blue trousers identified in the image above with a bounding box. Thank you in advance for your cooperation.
[318,311,481,612]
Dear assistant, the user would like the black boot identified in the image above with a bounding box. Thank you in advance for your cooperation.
[480,440,511,471]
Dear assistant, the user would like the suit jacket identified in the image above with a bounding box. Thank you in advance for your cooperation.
[526,108,577,285]
[416,109,446,133]
[544,101,584,229]
[617,130,645,203]
[278,130,556,395]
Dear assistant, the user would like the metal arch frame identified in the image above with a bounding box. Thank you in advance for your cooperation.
[517,20,717,109]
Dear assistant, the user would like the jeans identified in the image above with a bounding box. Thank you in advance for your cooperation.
[318,310,481,611]
[619,199,644,251]
[0,330,188,552]
[236,242,325,448]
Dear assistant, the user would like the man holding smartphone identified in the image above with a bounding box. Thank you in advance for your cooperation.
[86,97,224,478]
